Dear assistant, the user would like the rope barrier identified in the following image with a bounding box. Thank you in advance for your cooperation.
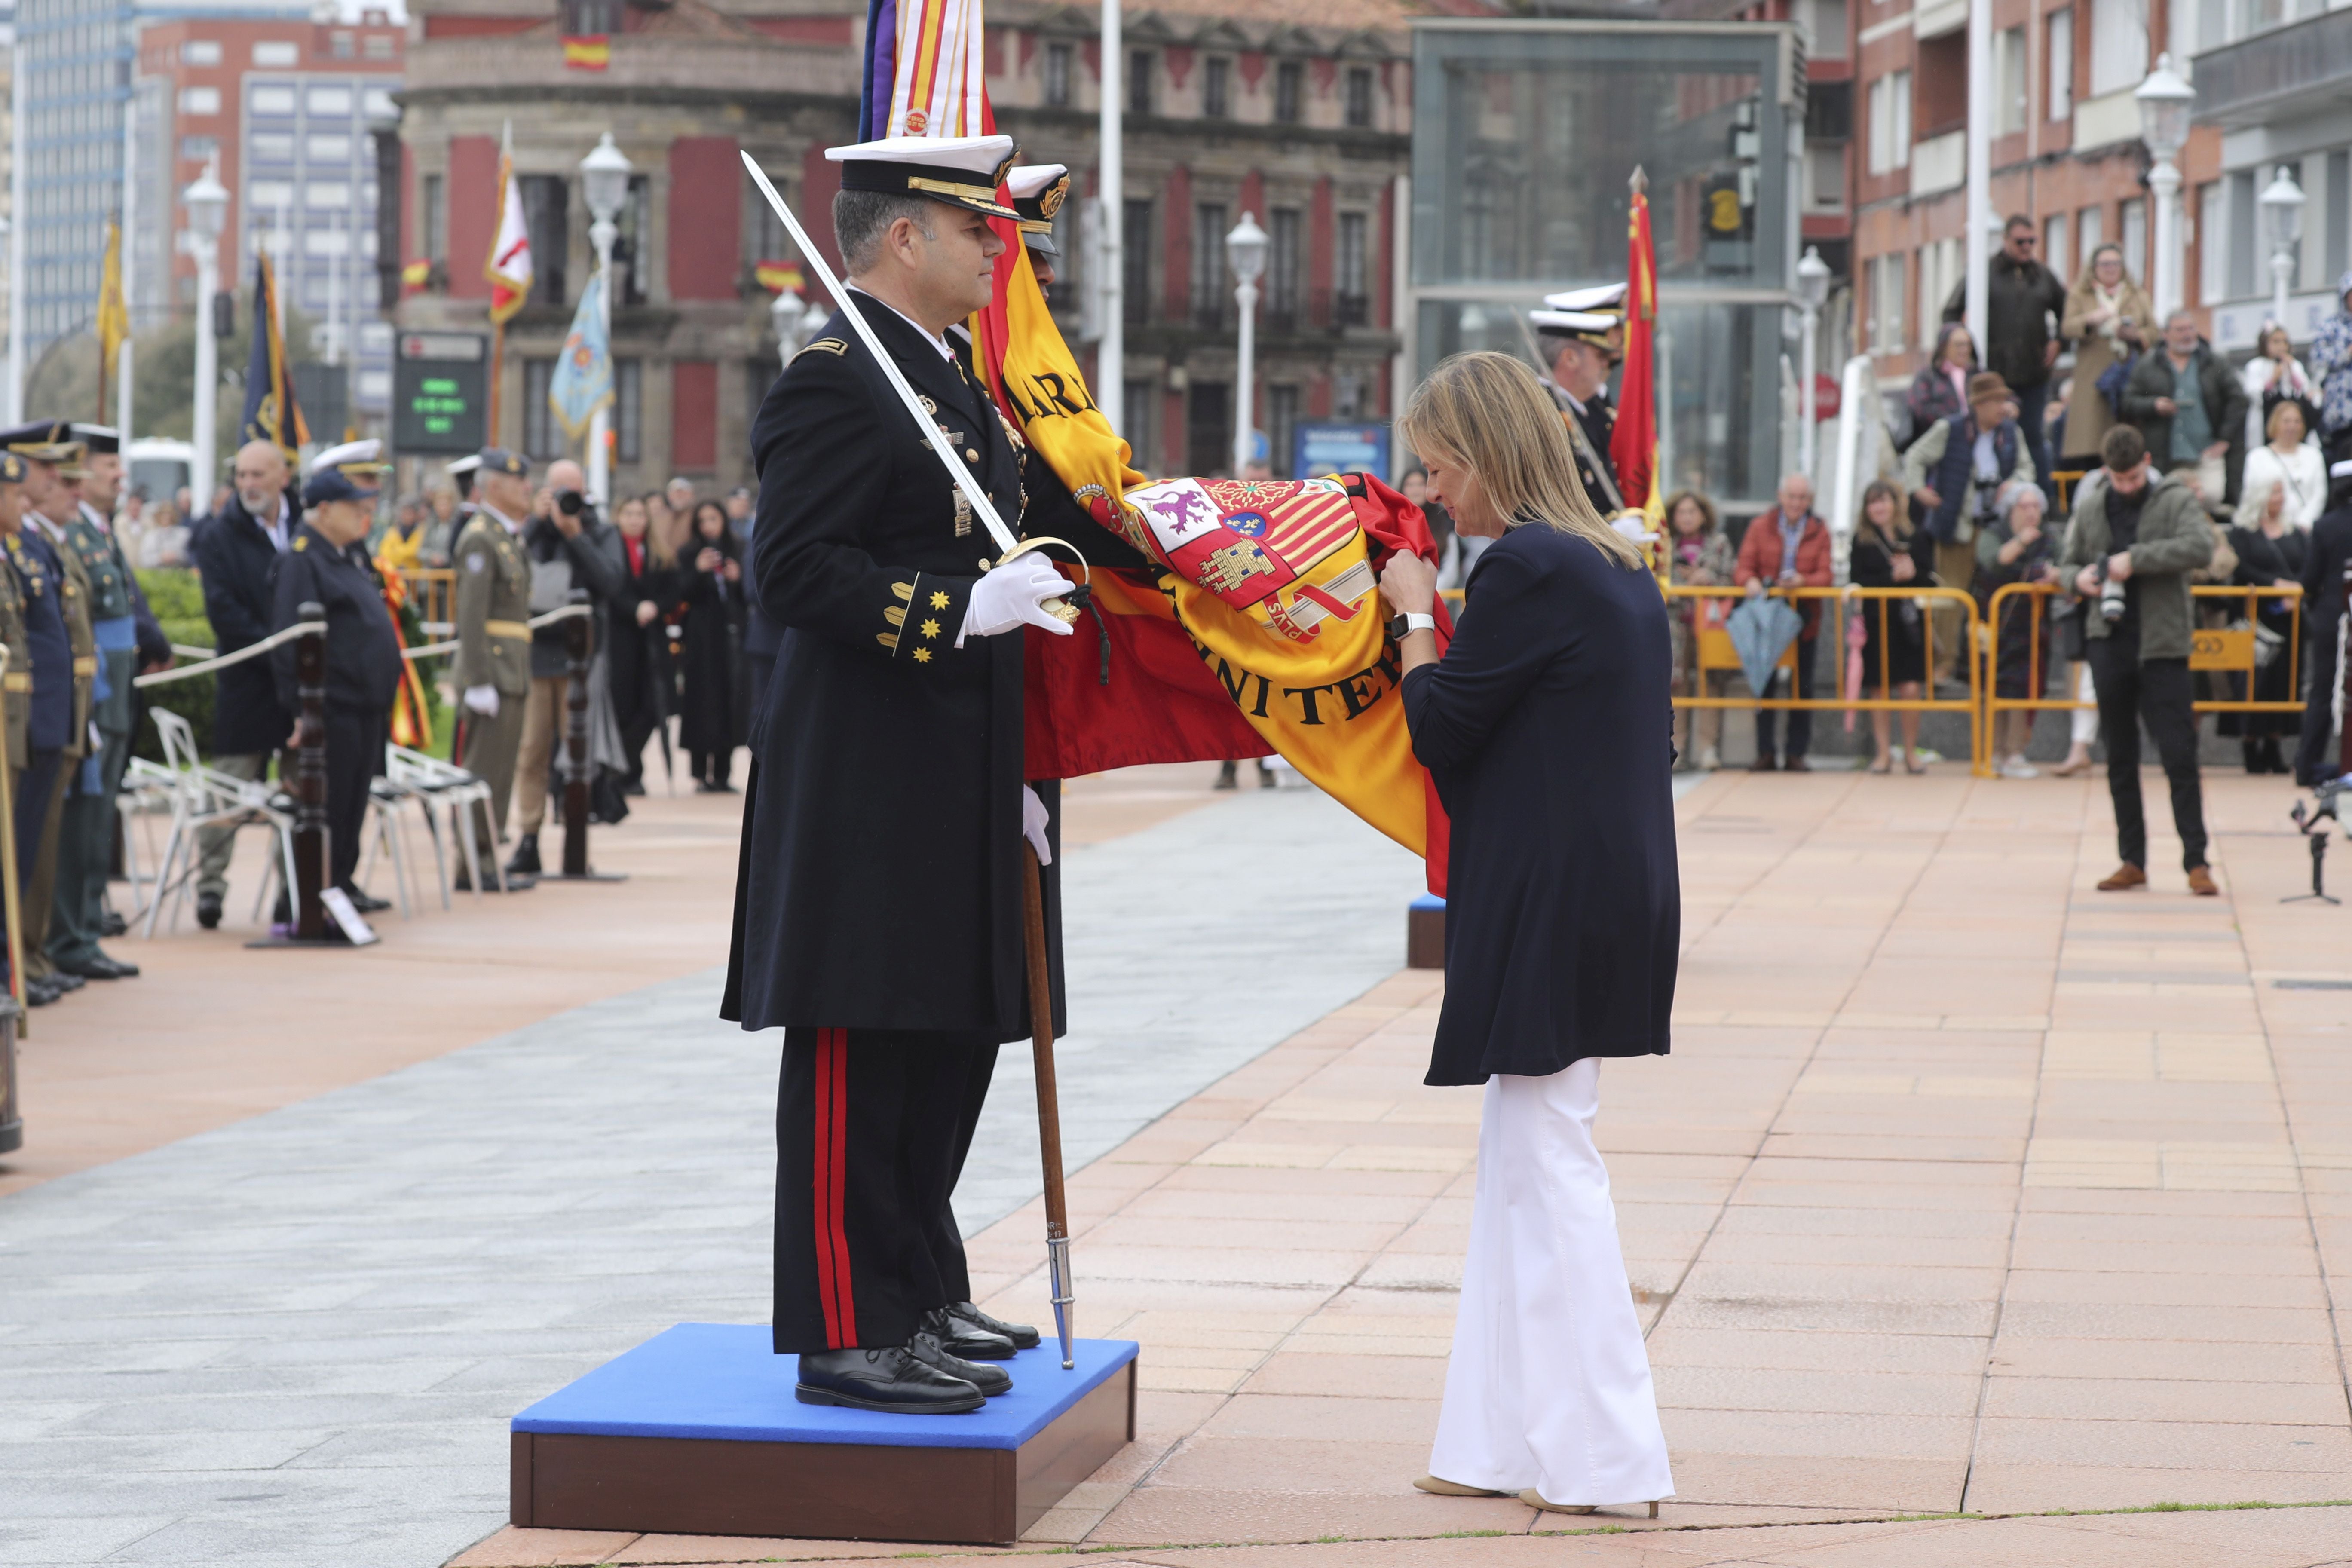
[135,603,596,688]
[401,602,591,661]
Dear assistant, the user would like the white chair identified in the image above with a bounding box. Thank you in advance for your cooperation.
[383,744,502,901]
[116,756,181,925]
[354,766,423,919]
[139,708,299,937]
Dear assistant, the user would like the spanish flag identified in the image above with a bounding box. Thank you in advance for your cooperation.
[562,33,609,70]
[96,219,129,368]
[754,260,804,293]
[401,258,431,294]
[1610,169,1664,537]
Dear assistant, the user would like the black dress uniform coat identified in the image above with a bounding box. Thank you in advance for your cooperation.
[722,299,1064,1040]
[270,524,403,895]
[1565,394,1626,518]
[191,492,295,757]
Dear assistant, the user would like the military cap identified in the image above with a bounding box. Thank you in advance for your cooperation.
[825,134,1019,220]
[1543,283,1627,315]
[475,447,529,478]
[0,453,27,485]
[0,420,85,466]
[303,438,389,507]
[68,423,121,456]
[445,454,483,477]
[1007,164,1069,257]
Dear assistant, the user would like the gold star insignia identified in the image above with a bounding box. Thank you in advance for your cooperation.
[919,618,941,637]
[912,646,933,662]
[930,590,950,609]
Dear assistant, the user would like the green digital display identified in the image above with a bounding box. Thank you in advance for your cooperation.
[392,334,489,455]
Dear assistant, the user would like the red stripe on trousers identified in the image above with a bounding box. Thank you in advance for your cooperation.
[809,1028,857,1348]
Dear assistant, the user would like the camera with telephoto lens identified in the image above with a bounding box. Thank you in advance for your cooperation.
[2095,558,2128,624]
[556,489,585,517]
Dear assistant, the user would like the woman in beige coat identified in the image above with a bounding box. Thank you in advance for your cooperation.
[2061,244,2154,464]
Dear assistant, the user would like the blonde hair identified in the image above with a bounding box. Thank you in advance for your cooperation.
[1396,351,1643,569]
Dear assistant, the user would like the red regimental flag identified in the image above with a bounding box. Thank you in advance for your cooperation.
[1610,175,1660,525]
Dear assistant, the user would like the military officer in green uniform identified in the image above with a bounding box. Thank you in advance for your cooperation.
[47,425,147,980]
[450,447,536,890]
[0,452,72,1007]
[0,455,37,1000]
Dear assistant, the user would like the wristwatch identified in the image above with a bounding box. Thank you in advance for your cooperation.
[1386,611,1438,641]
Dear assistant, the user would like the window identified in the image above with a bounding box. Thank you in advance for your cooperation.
[2197,181,2224,305]
[180,135,217,162]
[1870,251,1906,353]
[615,358,643,462]
[563,0,620,32]
[249,180,294,210]
[1204,56,1230,119]
[2329,151,2349,289]
[178,86,220,116]
[1187,382,1228,478]
[308,134,352,163]
[1275,61,1304,125]
[364,34,395,59]
[1345,67,1373,129]
[2227,169,2256,298]
[253,40,299,66]
[180,40,221,65]
[1336,211,1368,325]
[330,30,355,58]
[1268,207,1302,325]
[305,181,350,208]
[1802,0,1849,58]
[422,172,445,262]
[1193,202,1228,327]
[1267,384,1299,478]
[302,228,350,256]
[1129,51,1153,115]
[2045,209,2070,282]
[2089,0,2146,98]
[2046,9,2073,121]
[1867,70,1911,174]
[2120,196,2147,288]
[251,86,296,115]
[524,358,563,460]
[1044,41,1072,107]
[744,167,790,271]
[364,90,397,118]
[518,173,569,306]
[1122,380,1154,471]
[1808,144,1846,211]
[1995,27,2027,135]
[308,86,353,116]
[1122,199,1152,323]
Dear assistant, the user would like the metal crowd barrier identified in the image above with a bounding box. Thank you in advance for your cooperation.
[1975,580,2306,777]
[1664,584,1987,769]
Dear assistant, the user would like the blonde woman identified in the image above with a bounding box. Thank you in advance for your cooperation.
[2060,243,2153,464]
[1378,351,1675,1519]
[2240,398,2326,530]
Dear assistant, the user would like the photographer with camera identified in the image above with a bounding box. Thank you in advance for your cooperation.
[2061,423,2218,895]
[505,457,624,878]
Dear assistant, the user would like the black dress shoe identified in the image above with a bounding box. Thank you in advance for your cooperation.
[59,954,138,980]
[100,910,126,937]
[795,1346,984,1414]
[919,1305,1017,1365]
[49,972,85,992]
[195,894,223,930]
[452,870,535,892]
[952,1301,1041,1351]
[909,1323,1013,1396]
[24,977,59,1007]
[504,833,541,878]
[342,890,392,914]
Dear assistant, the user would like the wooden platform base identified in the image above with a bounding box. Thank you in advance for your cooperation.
[510,1324,1137,1546]
[1407,893,1446,970]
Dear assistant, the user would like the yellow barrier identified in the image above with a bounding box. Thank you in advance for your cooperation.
[1977,580,2306,776]
[396,567,458,629]
[1665,585,1986,769]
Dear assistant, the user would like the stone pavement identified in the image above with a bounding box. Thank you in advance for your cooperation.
[453,766,2352,1568]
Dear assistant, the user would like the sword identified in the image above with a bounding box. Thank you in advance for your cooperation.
[740,152,1078,621]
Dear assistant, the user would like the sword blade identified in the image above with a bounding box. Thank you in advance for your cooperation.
[741,152,1021,557]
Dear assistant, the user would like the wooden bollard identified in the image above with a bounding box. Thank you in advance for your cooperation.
[556,591,624,883]
[291,604,329,941]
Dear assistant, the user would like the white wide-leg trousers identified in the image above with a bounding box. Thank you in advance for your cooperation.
[1427,1059,1674,1505]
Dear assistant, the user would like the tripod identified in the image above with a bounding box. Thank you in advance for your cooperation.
[2286,790,2344,906]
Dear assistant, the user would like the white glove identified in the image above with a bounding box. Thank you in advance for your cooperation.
[958,554,1077,645]
[462,684,500,717]
[1021,784,1053,867]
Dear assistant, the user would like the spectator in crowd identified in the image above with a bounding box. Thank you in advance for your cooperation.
[678,498,746,791]
[2241,398,2327,530]
[606,493,675,794]
[1663,489,1735,771]
[504,458,623,878]
[1375,349,1672,1519]
[376,495,429,573]
[1905,323,1977,451]
[1847,479,1932,774]
[421,483,461,565]
[187,439,298,930]
[646,487,687,571]
[2241,322,2315,459]
[1735,472,1833,772]
[2297,460,2352,784]
[1974,481,2060,779]
[2308,274,2352,469]
[724,484,754,541]
[665,475,698,525]
[2060,423,2217,895]
[2060,242,2151,466]
[2222,469,2309,775]
[1945,216,2068,486]
[1905,371,2036,686]
[2124,310,2248,507]
[1401,467,1457,566]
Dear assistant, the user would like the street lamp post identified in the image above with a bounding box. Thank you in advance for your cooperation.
[2260,164,2306,333]
[1225,212,1268,479]
[2135,54,2196,322]
[183,158,229,516]
[1796,246,1831,479]
[771,288,805,371]
[579,132,633,506]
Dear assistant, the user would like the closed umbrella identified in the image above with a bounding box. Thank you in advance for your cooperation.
[1727,593,1803,701]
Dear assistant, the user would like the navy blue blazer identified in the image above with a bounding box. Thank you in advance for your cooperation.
[1400,522,1678,1085]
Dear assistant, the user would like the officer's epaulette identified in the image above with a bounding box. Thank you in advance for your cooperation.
[293,535,309,551]
[791,337,848,363]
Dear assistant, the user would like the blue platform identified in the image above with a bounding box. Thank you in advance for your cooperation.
[513,1323,1139,1451]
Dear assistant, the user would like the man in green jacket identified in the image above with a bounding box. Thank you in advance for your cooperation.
[2059,423,2217,895]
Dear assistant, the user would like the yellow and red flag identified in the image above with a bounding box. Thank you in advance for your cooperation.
[1609,169,1663,536]
[754,260,805,293]
[400,257,432,294]
[561,33,609,70]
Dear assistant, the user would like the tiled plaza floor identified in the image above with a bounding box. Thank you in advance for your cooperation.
[455,765,2352,1568]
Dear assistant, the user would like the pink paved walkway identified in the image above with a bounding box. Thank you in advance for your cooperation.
[456,766,2352,1567]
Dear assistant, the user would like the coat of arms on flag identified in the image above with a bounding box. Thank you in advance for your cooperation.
[547,271,612,440]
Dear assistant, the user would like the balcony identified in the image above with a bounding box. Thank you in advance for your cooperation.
[1912,130,1964,196]
[2194,7,2352,130]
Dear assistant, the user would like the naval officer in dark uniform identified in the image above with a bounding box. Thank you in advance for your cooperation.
[271,443,403,911]
[723,133,1078,1416]
[1533,283,1629,519]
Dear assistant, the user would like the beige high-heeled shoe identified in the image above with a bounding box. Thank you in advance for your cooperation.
[1414,1474,1508,1497]
[1519,1488,1663,1519]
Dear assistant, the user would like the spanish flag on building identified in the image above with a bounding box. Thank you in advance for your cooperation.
[562,33,609,70]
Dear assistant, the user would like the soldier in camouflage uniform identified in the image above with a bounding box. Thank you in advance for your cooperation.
[449,448,537,890]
